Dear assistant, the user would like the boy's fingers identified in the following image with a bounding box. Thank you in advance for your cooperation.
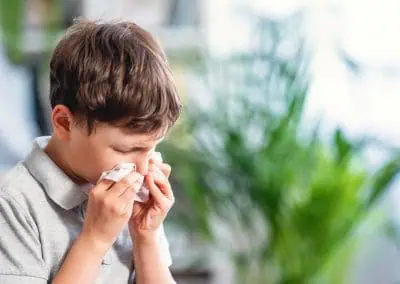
[160,163,172,178]
[108,173,142,197]
[93,178,114,192]
[149,162,172,178]
[150,169,174,201]
[119,188,135,214]
[146,175,166,203]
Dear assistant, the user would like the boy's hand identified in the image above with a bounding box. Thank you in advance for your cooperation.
[128,160,174,242]
[80,173,143,254]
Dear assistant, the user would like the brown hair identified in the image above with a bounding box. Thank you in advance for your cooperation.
[49,19,181,134]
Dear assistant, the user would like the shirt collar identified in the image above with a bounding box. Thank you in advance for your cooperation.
[23,136,89,210]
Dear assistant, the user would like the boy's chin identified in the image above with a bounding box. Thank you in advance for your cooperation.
[68,168,95,185]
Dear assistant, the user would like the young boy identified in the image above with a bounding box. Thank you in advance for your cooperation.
[0,19,181,284]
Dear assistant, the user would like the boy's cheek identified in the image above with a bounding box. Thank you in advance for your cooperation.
[92,158,130,181]
[76,157,118,184]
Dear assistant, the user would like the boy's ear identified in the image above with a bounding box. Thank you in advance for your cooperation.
[51,105,75,140]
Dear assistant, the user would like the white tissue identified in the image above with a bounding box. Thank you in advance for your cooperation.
[99,163,136,182]
[153,151,163,163]
[98,152,164,203]
[99,163,149,203]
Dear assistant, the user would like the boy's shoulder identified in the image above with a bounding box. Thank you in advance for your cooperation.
[0,162,46,207]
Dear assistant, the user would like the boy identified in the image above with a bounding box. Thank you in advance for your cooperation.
[0,19,181,284]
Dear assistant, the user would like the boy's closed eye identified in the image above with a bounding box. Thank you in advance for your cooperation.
[112,146,152,154]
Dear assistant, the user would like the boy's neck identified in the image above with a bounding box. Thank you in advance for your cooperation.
[44,136,88,185]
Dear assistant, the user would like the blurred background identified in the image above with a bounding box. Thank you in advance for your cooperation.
[1,0,400,283]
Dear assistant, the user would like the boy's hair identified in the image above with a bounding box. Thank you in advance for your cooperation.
[49,19,181,134]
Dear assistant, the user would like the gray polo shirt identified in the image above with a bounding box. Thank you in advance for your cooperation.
[0,137,172,283]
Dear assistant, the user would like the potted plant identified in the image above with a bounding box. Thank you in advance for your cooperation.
[162,14,400,284]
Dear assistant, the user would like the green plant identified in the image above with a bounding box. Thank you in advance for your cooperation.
[0,0,62,64]
[161,15,400,283]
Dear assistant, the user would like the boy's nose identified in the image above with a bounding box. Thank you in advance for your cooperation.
[135,158,150,176]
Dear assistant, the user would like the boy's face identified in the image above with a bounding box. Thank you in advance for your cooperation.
[52,106,164,184]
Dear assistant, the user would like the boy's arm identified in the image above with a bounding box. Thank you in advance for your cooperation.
[133,234,175,284]
[129,160,176,284]
[51,233,107,284]
[53,174,142,283]
[0,196,108,284]
[0,195,48,284]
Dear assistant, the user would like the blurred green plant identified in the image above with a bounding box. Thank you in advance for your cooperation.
[0,0,62,64]
[161,14,400,284]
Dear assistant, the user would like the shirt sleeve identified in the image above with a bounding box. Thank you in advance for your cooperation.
[0,194,48,283]
[159,224,172,267]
